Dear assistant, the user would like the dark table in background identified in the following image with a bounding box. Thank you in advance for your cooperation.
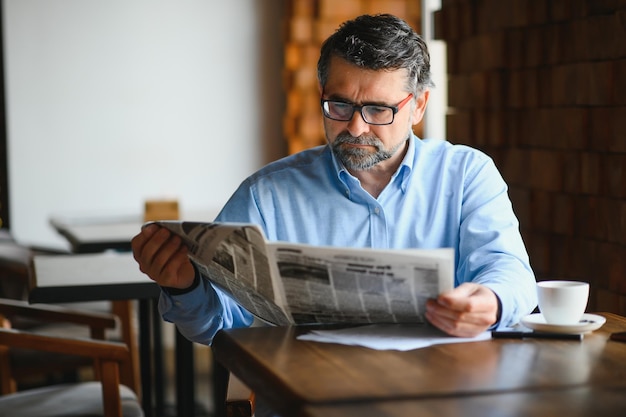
[49,215,140,254]
[46,215,200,417]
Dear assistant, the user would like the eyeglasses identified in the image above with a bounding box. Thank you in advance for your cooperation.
[320,93,414,125]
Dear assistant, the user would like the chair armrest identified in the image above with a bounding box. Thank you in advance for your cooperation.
[0,298,116,333]
[0,328,128,360]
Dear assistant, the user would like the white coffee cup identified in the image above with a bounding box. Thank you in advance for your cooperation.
[537,280,589,325]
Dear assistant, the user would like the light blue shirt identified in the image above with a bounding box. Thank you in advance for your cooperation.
[160,135,537,344]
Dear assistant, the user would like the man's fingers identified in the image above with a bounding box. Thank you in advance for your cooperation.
[131,225,196,289]
[426,298,486,325]
[426,309,485,338]
[426,283,500,337]
[132,226,179,276]
[437,283,493,313]
[426,305,493,337]
[151,234,183,271]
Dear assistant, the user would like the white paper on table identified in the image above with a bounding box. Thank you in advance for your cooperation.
[296,324,492,351]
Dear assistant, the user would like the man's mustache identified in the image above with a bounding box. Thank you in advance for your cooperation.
[334,133,381,147]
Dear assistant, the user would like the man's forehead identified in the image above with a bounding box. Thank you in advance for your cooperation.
[324,57,409,98]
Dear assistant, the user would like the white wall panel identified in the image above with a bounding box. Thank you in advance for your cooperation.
[4,0,286,249]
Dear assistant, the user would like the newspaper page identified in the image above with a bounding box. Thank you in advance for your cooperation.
[154,221,454,326]
[154,221,292,325]
[269,243,453,324]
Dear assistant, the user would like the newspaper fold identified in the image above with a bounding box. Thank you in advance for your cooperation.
[154,221,454,326]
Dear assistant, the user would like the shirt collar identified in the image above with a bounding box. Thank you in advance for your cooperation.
[396,134,416,192]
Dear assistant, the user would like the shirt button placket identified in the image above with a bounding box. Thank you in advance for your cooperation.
[370,205,387,248]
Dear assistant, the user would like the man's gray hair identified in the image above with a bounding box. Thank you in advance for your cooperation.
[317,14,435,95]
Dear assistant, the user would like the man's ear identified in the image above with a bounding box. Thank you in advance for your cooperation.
[411,90,430,126]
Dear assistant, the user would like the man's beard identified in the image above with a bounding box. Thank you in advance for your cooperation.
[331,133,405,171]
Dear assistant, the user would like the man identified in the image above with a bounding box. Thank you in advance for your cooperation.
[132,14,537,345]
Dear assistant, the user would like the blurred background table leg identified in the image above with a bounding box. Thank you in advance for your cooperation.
[137,298,166,417]
[176,328,195,416]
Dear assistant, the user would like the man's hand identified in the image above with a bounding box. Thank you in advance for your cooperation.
[425,283,500,337]
[131,224,196,289]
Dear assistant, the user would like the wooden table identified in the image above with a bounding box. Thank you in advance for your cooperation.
[212,313,626,416]
[301,385,626,417]
[49,214,141,253]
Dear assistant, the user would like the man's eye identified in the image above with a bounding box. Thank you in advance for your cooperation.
[332,102,351,110]
[366,106,389,115]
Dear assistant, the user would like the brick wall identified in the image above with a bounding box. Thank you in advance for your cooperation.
[284,0,422,154]
[434,0,626,315]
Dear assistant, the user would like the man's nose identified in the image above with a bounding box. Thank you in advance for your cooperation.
[346,110,371,137]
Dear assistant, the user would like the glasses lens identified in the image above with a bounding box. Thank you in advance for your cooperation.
[321,100,397,125]
[362,106,394,125]
[323,101,353,121]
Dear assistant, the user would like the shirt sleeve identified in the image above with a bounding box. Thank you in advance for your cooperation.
[158,273,254,345]
[456,153,537,328]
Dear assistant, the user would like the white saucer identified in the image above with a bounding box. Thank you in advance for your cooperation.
[520,313,606,334]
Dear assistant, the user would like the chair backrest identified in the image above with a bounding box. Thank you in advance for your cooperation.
[0,232,141,395]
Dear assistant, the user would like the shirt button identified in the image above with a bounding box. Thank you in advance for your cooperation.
[374,207,380,215]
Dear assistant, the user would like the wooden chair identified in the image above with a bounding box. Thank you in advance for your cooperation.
[0,298,143,417]
[0,230,140,395]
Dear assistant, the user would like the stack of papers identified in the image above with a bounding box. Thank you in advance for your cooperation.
[297,324,491,351]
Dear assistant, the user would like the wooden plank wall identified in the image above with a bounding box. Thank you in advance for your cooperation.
[283,0,423,154]
[434,0,626,315]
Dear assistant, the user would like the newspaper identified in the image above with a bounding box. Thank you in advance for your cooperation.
[154,221,455,326]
